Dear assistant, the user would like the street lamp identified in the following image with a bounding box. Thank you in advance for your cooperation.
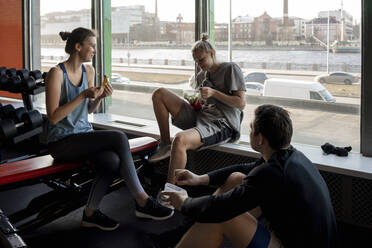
[327,11,330,74]
[127,28,130,66]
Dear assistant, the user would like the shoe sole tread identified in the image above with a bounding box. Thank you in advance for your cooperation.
[81,221,120,231]
[135,210,174,220]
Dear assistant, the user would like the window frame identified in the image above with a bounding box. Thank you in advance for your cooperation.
[361,0,372,156]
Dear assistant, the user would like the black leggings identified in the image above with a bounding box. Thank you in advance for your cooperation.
[48,130,144,210]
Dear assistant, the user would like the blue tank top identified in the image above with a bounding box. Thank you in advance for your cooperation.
[47,63,93,143]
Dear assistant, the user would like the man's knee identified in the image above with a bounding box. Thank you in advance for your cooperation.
[152,87,168,103]
[172,133,188,151]
[224,172,246,187]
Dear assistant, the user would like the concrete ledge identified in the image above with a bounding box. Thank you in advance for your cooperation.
[89,113,372,180]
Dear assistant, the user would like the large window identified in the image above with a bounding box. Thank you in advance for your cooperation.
[216,0,361,150]
[108,0,195,120]
[35,0,92,106]
[31,0,368,154]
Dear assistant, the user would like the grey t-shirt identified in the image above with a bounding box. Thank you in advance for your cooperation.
[195,62,246,141]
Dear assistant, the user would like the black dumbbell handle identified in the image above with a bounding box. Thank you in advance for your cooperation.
[14,122,26,128]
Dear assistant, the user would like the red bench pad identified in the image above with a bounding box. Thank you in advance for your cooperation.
[0,136,158,186]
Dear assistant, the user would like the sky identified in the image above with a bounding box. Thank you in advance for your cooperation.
[40,0,361,23]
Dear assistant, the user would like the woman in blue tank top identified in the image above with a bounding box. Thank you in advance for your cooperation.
[45,27,173,231]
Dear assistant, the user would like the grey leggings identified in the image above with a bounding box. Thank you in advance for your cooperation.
[48,130,145,210]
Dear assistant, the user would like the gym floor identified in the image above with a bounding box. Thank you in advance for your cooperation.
[1,182,371,248]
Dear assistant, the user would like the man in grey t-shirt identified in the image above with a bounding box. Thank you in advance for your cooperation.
[149,34,246,186]
[194,62,246,142]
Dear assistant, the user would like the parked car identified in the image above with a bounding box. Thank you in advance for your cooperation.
[263,78,335,102]
[243,72,268,84]
[111,73,130,83]
[314,72,359,85]
[245,82,264,95]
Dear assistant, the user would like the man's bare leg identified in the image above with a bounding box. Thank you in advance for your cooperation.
[152,88,184,144]
[167,128,203,183]
[176,213,258,248]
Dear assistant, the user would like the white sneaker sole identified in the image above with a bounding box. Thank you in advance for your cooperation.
[135,210,174,220]
[81,221,120,231]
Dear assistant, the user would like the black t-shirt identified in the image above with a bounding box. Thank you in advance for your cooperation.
[181,147,337,248]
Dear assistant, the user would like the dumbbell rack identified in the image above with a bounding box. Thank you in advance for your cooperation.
[5,82,45,144]
[0,68,47,163]
[21,87,45,111]
[8,126,43,145]
[0,89,44,146]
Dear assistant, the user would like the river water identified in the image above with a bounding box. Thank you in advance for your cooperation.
[41,47,361,71]
[41,47,361,65]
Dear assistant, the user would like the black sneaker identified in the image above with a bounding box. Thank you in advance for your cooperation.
[135,196,174,220]
[81,210,120,231]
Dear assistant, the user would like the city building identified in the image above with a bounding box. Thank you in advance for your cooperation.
[305,17,340,44]
[252,12,278,44]
[40,9,90,45]
[111,5,146,44]
[214,23,228,42]
[318,9,354,40]
[232,15,254,41]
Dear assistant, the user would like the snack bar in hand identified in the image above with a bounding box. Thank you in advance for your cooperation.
[102,75,108,87]
[184,91,203,110]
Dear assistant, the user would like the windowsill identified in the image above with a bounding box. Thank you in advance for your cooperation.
[89,113,372,180]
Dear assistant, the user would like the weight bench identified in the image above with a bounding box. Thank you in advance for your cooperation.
[0,136,158,247]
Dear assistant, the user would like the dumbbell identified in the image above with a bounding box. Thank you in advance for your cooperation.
[0,105,26,123]
[7,69,30,92]
[0,104,15,119]
[7,75,22,93]
[42,72,47,80]
[0,110,43,139]
[16,69,30,79]
[21,70,44,91]
[0,67,6,76]
[0,69,23,92]
[9,107,27,123]
[0,74,9,90]
[5,68,16,77]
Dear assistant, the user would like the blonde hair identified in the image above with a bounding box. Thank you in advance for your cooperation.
[192,33,216,56]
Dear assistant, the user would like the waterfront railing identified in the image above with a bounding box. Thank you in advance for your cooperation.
[41,55,360,73]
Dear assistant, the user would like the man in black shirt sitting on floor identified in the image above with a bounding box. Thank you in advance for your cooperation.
[162,104,337,248]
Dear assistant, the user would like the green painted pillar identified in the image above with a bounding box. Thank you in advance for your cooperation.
[103,0,112,108]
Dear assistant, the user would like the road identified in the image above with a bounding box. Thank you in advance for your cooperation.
[112,64,361,105]
[120,78,360,105]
